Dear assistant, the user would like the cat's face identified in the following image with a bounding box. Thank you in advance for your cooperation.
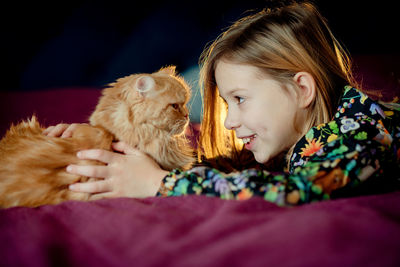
[116,67,191,135]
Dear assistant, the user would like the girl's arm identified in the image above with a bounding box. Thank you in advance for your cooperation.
[66,130,392,204]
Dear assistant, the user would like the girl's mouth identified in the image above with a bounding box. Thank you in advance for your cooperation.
[241,134,257,149]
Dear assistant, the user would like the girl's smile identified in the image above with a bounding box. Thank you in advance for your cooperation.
[239,134,258,150]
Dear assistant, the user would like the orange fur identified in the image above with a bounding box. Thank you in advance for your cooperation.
[0,66,194,208]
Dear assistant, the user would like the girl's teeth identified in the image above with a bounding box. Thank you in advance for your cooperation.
[242,135,257,144]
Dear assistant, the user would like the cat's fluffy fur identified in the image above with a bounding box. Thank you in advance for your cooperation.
[0,66,194,208]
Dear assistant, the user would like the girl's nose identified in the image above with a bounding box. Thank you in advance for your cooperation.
[224,108,240,130]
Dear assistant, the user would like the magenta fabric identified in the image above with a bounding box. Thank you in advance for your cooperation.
[0,88,102,138]
[1,193,400,267]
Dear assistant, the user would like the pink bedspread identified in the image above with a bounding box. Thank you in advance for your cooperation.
[1,193,400,267]
[0,88,102,137]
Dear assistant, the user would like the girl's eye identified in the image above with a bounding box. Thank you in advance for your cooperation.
[235,96,245,104]
[171,104,179,109]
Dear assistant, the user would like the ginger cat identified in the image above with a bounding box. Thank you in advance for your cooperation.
[0,66,194,208]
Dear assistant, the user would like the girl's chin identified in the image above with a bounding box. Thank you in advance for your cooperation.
[253,152,270,164]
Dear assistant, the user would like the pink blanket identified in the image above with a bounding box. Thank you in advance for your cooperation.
[1,193,400,266]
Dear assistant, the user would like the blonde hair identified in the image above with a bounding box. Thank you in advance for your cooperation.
[198,1,358,169]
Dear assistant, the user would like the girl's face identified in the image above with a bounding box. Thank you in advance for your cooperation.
[215,60,306,163]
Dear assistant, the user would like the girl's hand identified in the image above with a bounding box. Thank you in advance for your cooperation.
[66,142,169,199]
[43,123,87,138]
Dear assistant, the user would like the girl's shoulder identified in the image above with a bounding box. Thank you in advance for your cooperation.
[336,85,400,121]
[289,86,400,171]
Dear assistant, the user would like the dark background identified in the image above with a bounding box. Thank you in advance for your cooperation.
[1,0,399,92]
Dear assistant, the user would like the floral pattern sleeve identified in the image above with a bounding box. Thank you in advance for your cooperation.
[157,87,400,206]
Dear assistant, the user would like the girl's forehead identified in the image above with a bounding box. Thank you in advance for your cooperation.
[215,61,274,93]
[216,59,255,72]
[215,60,270,81]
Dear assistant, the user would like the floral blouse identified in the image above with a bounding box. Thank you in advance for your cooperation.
[157,86,400,206]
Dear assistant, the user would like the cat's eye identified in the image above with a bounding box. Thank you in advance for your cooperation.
[171,104,179,109]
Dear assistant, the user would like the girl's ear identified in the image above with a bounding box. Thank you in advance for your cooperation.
[158,65,176,76]
[135,76,155,96]
[293,72,316,108]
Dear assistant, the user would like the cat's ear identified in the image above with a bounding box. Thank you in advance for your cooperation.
[135,76,155,96]
[158,66,176,76]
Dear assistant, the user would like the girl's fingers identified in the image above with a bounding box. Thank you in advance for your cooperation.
[90,192,115,200]
[44,124,70,137]
[42,126,55,135]
[67,164,110,179]
[69,180,112,194]
[44,123,88,138]
[77,149,120,164]
[61,123,85,138]
[112,141,142,155]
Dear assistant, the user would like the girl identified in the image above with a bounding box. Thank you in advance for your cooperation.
[46,1,400,205]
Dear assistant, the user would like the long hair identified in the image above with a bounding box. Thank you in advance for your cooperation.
[197,1,358,170]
